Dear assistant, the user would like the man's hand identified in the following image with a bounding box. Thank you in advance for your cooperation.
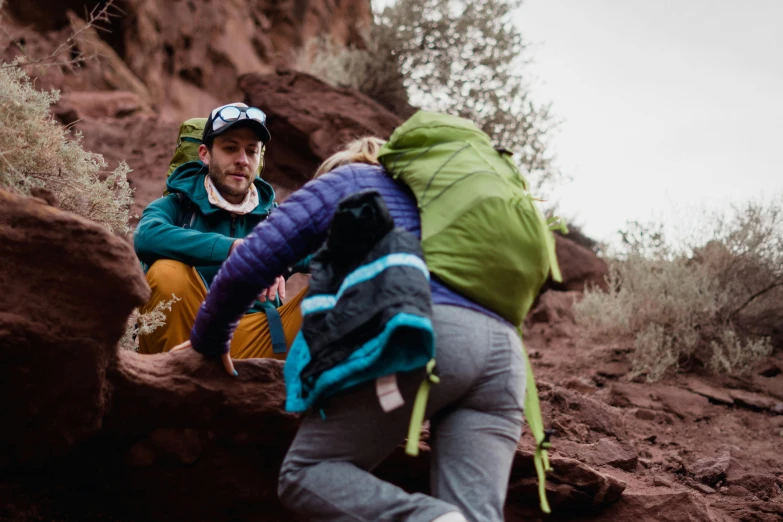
[229,238,244,255]
[228,238,286,302]
[170,340,237,377]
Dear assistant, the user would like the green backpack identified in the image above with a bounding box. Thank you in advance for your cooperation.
[167,117,266,179]
[378,110,562,513]
[167,118,207,177]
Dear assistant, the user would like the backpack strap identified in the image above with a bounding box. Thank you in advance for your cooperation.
[174,192,197,229]
[405,359,439,456]
[518,326,553,514]
[263,306,288,354]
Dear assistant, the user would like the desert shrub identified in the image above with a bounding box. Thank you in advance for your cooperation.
[0,64,134,234]
[297,35,412,117]
[298,0,558,189]
[709,330,773,375]
[575,198,781,381]
[118,295,180,352]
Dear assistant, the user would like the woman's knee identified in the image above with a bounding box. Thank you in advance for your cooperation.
[277,460,302,509]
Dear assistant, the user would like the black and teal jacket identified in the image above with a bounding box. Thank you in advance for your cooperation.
[283,191,435,412]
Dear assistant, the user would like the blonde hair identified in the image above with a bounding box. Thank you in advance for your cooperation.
[315,137,387,177]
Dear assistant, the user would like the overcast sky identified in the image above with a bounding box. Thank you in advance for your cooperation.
[514,0,783,245]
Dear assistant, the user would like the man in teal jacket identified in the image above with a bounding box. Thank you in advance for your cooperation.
[134,102,307,359]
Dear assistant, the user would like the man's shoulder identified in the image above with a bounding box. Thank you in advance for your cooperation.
[139,192,197,226]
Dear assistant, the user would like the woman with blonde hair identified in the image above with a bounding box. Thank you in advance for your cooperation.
[174,135,526,522]
[314,136,387,177]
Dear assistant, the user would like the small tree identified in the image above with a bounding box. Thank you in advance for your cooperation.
[302,0,558,189]
[376,0,556,187]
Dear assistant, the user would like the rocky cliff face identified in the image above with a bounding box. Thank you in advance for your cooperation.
[3,0,372,119]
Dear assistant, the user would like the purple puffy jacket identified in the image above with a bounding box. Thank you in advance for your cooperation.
[190,163,502,357]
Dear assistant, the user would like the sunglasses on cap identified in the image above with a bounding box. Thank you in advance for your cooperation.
[210,105,267,132]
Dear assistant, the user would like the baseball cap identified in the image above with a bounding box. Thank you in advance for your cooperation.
[202,102,271,145]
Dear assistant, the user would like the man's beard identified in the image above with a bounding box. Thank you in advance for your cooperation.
[208,162,252,201]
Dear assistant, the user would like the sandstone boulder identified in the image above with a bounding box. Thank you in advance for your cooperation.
[545,387,628,441]
[552,235,609,292]
[0,190,149,468]
[53,91,144,124]
[529,290,581,324]
[239,69,403,191]
[556,438,639,471]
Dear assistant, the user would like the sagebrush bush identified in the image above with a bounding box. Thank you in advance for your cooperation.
[0,64,134,234]
[297,35,412,117]
[118,295,181,352]
[575,198,781,380]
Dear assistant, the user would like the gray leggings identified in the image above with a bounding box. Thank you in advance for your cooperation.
[278,305,526,522]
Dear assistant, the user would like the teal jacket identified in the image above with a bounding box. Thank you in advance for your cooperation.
[134,161,306,312]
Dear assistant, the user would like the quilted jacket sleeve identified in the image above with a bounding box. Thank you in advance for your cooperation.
[190,167,360,356]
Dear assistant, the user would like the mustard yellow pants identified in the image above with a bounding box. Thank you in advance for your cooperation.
[138,260,305,360]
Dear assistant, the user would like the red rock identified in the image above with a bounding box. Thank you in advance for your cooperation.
[147,428,205,465]
[6,0,373,120]
[560,377,597,395]
[598,491,725,522]
[546,387,628,439]
[654,386,711,419]
[729,389,778,412]
[684,378,734,405]
[634,408,657,421]
[722,501,783,522]
[125,441,157,468]
[238,69,403,192]
[688,453,731,486]
[728,473,779,496]
[684,477,717,495]
[557,438,638,471]
[53,91,143,123]
[106,350,298,449]
[552,235,609,292]
[508,450,626,509]
[28,187,59,207]
[610,383,661,410]
[597,361,632,378]
[529,291,581,324]
[757,361,782,378]
[0,190,149,468]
